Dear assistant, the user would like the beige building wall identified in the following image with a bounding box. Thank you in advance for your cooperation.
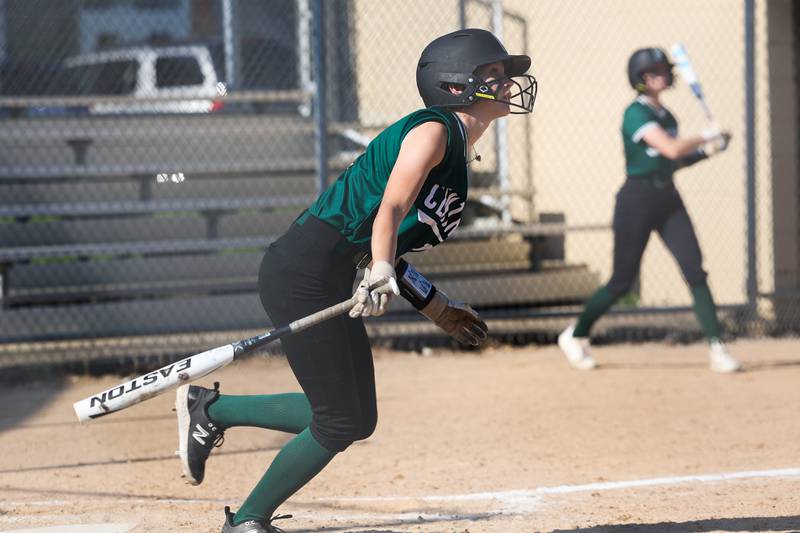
[349,0,795,308]
[350,1,460,127]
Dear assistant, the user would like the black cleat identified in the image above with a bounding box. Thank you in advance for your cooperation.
[220,506,292,533]
[176,381,224,485]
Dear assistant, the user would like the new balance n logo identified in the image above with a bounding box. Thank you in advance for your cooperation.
[192,423,209,445]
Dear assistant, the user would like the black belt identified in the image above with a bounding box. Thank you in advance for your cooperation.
[626,172,674,188]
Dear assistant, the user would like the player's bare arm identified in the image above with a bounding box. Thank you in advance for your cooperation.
[371,121,447,264]
[641,126,706,160]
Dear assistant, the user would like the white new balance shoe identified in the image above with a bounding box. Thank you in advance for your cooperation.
[558,324,597,370]
[709,340,741,373]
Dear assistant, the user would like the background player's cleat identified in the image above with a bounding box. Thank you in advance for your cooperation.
[709,340,741,373]
[221,506,292,533]
[558,324,597,370]
[176,381,225,485]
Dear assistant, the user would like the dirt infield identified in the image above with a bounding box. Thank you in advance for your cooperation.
[1,338,799,533]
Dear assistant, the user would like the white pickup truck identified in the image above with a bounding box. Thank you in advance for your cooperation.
[62,44,224,114]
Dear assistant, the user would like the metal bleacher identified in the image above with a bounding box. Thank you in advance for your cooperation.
[0,113,600,366]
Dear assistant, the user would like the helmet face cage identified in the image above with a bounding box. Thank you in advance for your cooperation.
[471,73,538,114]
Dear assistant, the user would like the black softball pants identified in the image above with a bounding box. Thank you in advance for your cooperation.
[257,215,377,453]
[606,179,707,297]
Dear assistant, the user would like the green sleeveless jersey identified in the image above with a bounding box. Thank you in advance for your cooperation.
[298,107,468,256]
[622,96,678,182]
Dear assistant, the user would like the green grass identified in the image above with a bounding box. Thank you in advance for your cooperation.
[616,292,640,308]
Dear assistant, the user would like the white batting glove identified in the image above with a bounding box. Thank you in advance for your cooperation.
[701,124,732,156]
[349,266,374,318]
[349,261,400,318]
[420,290,489,346]
[701,123,723,142]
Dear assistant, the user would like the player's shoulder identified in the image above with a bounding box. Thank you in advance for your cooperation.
[623,98,656,120]
[404,106,457,128]
[402,118,448,161]
[397,107,454,145]
[622,98,658,133]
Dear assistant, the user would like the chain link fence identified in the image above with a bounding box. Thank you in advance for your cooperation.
[0,0,796,367]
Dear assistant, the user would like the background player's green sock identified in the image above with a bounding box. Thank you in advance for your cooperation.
[690,283,721,341]
[233,428,335,524]
[573,286,616,337]
[208,393,312,433]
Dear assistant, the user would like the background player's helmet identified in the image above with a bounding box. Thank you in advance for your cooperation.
[627,47,674,92]
[416,28,537,114]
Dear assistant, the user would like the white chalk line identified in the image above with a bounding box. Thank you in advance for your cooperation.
[319,466,800,513]
[3,466,799,523]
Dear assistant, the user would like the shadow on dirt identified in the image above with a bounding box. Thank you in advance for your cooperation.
[0,444,281,474]
[290,510,497,533]
[0,366,67,434]
[549,515,800,533]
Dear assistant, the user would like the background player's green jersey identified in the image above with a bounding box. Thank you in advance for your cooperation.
[299,107,468,257]
[622,95,678,182]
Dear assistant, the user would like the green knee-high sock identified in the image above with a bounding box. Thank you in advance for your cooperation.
[208,393,311,433]
[234,428,335,524]
[691,283,721,341]
[573,286,616,337]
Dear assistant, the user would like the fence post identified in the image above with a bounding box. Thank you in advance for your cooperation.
[221,0,237,89]
[491,0,511,225]
[745,0,757,307]
[312,0,329,195]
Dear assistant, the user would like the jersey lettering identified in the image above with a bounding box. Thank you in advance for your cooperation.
[416,184,464,249]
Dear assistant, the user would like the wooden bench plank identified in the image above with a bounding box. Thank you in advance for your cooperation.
[149,176,318,200]
[10,253,264,289]
[5,252,264,304]
[0,159,320,179]
[0,195,313,218]
[0,293,269,342]
[0,182,140,205]
[5,277,257,305]
[0,236,274,261]
[0,215,207,248]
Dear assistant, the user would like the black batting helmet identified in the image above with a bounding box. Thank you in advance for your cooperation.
[627,47,674,92]
[416,28,537,114]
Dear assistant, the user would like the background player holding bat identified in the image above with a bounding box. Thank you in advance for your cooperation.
[175,28,536,532]
[558,46,741,374]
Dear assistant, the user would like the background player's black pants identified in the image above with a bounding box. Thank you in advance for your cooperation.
[607,179,706,296]
[258,215,376,453]
[573,179,720,339]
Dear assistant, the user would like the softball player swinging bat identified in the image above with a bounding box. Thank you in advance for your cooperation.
[82,29,536,533]
[558,46,740,374]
